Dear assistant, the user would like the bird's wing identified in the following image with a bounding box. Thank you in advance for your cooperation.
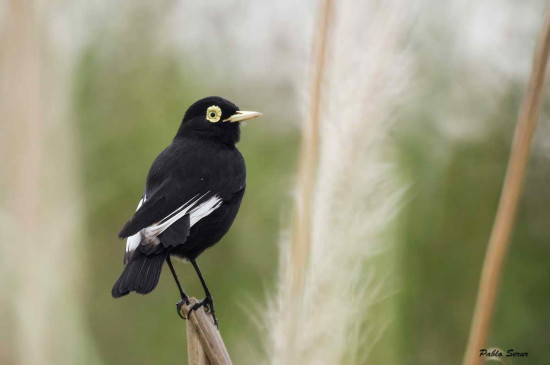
[118,178,224,237]
[122,190,222,263]
[118,172,243,239]
[119,183,224,263]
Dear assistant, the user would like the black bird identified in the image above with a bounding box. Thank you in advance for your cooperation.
[111,96,261,325]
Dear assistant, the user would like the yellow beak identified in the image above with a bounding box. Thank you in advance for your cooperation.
[224,110,262,123]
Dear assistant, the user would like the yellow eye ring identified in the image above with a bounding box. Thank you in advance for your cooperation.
[206,105,222,123]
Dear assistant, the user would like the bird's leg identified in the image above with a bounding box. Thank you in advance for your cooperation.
[188,259,218,327]
[166,255,189,319]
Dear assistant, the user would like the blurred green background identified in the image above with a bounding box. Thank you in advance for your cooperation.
[1,0,549,364]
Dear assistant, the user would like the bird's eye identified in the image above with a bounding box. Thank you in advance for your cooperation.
[206,106,222,123]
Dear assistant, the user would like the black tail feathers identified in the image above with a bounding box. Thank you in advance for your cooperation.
[112,250,168,298]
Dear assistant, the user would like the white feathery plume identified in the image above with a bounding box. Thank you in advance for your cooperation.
[268,0,413,363]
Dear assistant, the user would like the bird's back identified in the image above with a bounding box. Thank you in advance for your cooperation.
[146,137,246,198]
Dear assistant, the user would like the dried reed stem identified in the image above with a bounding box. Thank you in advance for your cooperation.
[187,317,210,365]
[463,10,550,365]
[181,298,232,365]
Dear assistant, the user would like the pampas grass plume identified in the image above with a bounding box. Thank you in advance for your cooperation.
[267,0,413,363]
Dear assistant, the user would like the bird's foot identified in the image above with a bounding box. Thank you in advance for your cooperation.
[188,296,218,327]
[176,298,190,319]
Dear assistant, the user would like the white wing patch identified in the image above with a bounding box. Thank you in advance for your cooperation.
[124,195,146,263]
[189,195,223,226]
[124,192,222,263]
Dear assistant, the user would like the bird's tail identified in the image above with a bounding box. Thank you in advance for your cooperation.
[111,250,168,298]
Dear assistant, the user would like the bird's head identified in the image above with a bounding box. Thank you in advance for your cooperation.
[176,96,261,145]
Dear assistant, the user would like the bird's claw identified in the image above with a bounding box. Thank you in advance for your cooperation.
[176,298,190,319]
[187,296,218,327]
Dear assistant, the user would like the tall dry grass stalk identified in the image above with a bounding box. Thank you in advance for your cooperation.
[463,10,550,365]
[268,0,412,363]
[0,1,101,364]
[284,0,333,357]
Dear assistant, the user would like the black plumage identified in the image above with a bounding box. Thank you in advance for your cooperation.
[111,96,261,324]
